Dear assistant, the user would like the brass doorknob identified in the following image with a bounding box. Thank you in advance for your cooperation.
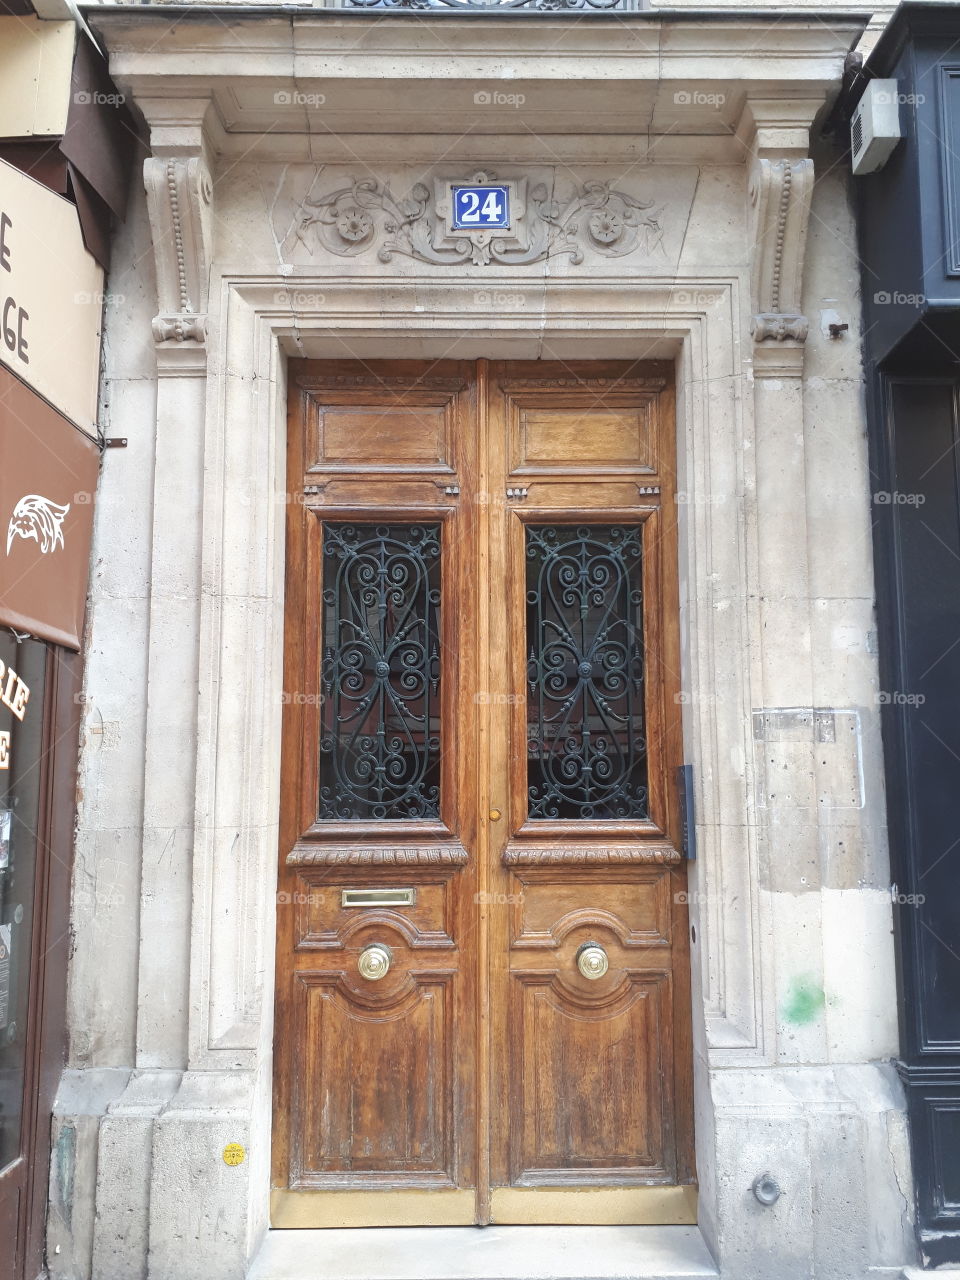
[576,942,609,980]
[358,944,391,981]
[489,808,502,821]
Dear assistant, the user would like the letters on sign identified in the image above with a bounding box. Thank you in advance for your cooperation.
[451,186,511,230]
[0,211,30,364]
[0,661,30,772]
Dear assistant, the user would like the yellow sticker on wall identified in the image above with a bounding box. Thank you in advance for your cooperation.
[222,1143,246,1167]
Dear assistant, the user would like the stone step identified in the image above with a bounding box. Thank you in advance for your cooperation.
[247,1225,719,1280]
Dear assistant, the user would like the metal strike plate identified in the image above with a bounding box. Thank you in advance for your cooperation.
[341,888,416,908]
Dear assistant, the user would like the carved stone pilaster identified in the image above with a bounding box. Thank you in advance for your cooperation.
[748,156,814,350]
[144,156,213,349]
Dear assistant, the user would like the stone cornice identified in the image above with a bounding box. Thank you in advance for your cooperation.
[90,12,863,142]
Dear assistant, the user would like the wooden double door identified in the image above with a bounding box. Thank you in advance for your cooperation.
[272,359,694,1228]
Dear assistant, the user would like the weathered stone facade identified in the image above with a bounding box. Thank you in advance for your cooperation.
[49,11,916,1278]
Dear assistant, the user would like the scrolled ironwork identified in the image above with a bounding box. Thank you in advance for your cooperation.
[320,523,442,820]
[526,524,648,820]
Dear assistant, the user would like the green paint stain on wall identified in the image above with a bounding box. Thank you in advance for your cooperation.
[783,976,826,1025]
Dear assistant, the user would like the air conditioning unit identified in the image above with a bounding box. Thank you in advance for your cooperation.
[851,79,902,175]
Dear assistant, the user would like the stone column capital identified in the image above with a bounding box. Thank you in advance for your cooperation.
[736,94,825,161]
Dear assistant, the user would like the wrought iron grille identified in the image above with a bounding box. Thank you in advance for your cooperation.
[526,524,648,820]
[319,523,442,820]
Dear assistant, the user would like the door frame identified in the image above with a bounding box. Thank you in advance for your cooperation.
[174,274,761,1258]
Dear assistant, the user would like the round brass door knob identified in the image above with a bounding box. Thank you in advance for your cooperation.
[358,944,391,981]
[576,942,609,981]
[489,809,502,821]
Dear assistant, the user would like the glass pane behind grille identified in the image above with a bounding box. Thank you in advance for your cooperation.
[526,525,648,820]
[320,523,442,820]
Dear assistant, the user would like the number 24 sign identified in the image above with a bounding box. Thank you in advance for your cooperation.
[451,186,511,231]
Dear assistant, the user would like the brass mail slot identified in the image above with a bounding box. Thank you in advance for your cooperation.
[341,888,417,908]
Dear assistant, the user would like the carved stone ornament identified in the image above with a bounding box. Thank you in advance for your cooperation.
[295,171,665,267]
[748,157,814,345]
[144,156,213,346]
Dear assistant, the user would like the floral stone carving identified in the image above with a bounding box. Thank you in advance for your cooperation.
[294,174,665,267]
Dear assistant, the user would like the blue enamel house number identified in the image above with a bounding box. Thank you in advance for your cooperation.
[452,185,511,231]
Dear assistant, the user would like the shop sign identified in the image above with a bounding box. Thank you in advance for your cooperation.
[0,157,103,437]
[0,365,99,649]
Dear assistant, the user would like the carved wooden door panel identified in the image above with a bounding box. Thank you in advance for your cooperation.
[272,359,693,1228]
[482,361,694,1224]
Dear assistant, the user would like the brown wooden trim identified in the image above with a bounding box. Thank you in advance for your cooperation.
[287,846,469,867]
[3,643,83,1280]
[502,846,681,866]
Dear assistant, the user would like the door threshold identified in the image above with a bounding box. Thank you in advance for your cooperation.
[247,1225,718,1280]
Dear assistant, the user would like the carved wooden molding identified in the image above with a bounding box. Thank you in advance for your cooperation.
[297,376,466,391]
[287,846,469,867]
[503,846,681,866]
[748,157,814,347]
[144,155,213,348]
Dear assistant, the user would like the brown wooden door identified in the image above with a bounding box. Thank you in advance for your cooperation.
[272,359,694,1229]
